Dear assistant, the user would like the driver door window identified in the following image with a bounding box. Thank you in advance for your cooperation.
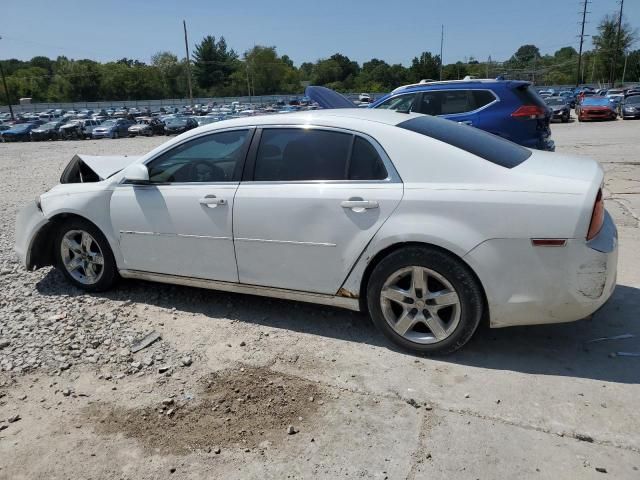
[147,129,252,183]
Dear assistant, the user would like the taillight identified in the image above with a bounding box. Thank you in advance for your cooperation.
[587,189,605,241]
[511,105,546,119]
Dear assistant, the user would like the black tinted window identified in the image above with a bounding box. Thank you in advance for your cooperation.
[398,116,531,168]
[349,137,387,180]
[255,129,351,181]
[147,130,251,183]
[417,90,494,116]
[471,90,496,109]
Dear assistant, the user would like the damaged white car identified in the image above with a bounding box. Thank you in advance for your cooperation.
[15,109,617,354]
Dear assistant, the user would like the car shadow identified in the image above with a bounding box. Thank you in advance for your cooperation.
[36,269,640,384]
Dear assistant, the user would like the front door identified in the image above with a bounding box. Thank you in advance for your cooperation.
[110,129,253,282]
[233,127,403,294]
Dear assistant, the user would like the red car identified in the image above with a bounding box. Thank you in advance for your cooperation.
[577,97,617,121]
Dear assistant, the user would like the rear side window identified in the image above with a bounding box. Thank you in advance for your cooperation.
[349,136,387,180]
[397,115,531,168]
[254,129,388,181]
[255,129,351,181]
[416,90,496,116]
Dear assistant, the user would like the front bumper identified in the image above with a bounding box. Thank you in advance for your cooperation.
[92,130,113,138]
[464,211,618,328]
[15,201,50,269]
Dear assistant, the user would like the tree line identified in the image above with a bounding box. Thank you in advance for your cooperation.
[0,13,637,105]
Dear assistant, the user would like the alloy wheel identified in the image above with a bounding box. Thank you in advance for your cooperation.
[380,266,461,344]
[60,230,105,285]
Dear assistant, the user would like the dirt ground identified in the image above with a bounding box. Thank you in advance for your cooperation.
[1,118,640,479]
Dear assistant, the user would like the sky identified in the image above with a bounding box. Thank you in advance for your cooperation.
[1,0,638,66]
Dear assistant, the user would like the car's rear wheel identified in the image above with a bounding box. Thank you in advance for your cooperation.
[367,246,483,355]
[55,218,118,292]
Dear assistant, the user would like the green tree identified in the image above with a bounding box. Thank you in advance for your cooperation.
[192,35,238,92]
[592,13,637,84]
[409,52,440,82]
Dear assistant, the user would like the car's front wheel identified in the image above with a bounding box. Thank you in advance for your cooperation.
[367,246,483,355]
[55,218,118,292]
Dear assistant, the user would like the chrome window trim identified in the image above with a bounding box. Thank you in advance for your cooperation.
[246,124,402,184]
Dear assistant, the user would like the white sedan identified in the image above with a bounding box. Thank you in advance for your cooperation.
[15,109,617,354]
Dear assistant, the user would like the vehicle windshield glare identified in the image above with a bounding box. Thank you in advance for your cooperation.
[545,98,566,106]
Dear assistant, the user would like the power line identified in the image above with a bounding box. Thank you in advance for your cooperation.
[576,0,590,86]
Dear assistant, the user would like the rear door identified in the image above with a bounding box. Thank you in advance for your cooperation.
[413,89,495,127]
[233,126,403,294]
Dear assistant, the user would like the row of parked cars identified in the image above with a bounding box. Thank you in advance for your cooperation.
[0,100,322,142]
[539,86,640,122]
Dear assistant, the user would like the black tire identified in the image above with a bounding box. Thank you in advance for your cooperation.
[54,218,118,292]
[366,246,484,355]
[562,113,569,123]
[113,131,119,139]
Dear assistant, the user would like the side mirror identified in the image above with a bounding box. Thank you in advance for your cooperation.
[122,163,150,184]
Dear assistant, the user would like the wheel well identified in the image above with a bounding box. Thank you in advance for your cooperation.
[357,242,490,326]
[29,213,100,269]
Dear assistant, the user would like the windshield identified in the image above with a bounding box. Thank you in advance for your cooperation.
[545,98,566,106]
[167,118,187,126]
[43,122,59,128]
[102,120,117,126]
[582,97,610,106]
[625,96,640,104]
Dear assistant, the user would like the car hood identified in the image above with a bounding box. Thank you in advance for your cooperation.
[60,154,140,183]
[305,86,358,109]
[94,125,115,131]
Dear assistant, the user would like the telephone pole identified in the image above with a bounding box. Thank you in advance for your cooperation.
[183,20,193,106]
[576,0,590,86]
[0,36,15,121]
[609,0,624,87]
[439,25,444,80]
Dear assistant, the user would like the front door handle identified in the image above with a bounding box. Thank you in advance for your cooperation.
[341,198,379,212]
[458,120,473,126]
[199,194,226,207]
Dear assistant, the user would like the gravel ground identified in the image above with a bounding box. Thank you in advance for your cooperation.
[1,121,640,479]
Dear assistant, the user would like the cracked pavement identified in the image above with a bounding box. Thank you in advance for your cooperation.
[1,119,639,479]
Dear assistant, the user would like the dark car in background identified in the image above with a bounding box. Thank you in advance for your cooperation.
[128,117,164,137]
[91,118,134,139]
[558,91,576,108]
[544,97,571,123]
[30,120,65,141]
[164,116,198,135]
[0,122,41,142]
[621,95,640,119]
[577,97,617,122]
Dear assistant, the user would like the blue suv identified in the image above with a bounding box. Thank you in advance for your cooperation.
[307,79,555,151]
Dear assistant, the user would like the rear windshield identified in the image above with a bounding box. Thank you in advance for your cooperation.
[397,115,531,168]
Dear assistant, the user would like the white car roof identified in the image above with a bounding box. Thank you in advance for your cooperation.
[191,108,424,134]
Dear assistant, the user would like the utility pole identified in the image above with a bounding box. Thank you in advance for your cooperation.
[183,20,193,106]
[609,0,624,87]
[245,64,252,103]
[0,36,15,121]
[621,51,628,84]
[486,56,491,78]
[439,24,444,80]
[576,0,590,86]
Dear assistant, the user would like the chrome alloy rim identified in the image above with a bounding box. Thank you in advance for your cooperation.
[380,266,461,344]
[60,230,104,285]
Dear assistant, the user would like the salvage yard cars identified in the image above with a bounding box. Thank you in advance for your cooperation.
[15,109,617,354]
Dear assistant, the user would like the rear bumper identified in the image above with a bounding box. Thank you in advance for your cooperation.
[464,211,617,328]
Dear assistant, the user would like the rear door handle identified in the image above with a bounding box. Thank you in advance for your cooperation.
[341,199,379,212]
[199,194,226,207]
